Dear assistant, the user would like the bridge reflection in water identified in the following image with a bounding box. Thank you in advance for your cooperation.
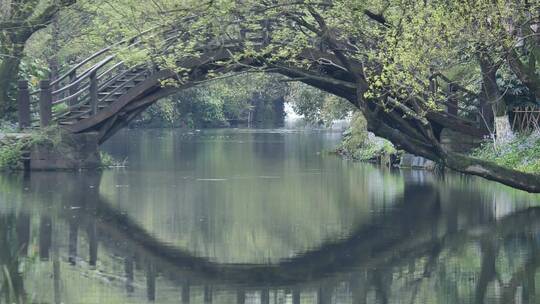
[1,169,540,304]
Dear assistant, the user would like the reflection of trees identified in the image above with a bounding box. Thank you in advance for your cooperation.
[0,214,27,304]
[500,236,538,304]
[100,129,408,264]
[475,237,498,304]
[1,171,540,303]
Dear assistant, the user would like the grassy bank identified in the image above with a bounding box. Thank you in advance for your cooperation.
[471,132,540,174]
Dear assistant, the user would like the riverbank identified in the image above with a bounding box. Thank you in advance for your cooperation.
[471,132,540,174]
[0,127,118,171]
[336,125,540,179]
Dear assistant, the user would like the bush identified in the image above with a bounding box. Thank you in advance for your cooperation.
[0,136,30,170]
[338,112,397,163]
[0,144,25,170]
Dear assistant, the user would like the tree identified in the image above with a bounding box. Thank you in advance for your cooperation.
[0,0,77,118]
[18,0,540,191]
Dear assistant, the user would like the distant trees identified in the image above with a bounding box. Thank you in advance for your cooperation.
[137,73,290,128]
[286,81,354,126]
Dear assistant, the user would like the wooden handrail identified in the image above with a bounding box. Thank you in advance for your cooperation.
[50,27,160,87]
[42,18,259,125]
[50,28,177,98]
[51,56,115,96]
[52,94,93,117]
[97,62,124,81]
[97,67,134,92]
[52,82,91,105]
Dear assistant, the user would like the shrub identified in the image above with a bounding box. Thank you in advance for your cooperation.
[338,112,397,162]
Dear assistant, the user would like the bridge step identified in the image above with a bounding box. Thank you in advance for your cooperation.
[106,85,135,90]
[79,104,107,110]
[99,92,124,96]
[117,76,146,82]
[59,121,80,126]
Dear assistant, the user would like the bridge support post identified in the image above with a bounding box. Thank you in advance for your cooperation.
[182,282,190,303]
[39,215,52,260]
[29,130,101,170]
[204,286,212,304]
[125,256,135,293]
[90,72,98,115]
[260,289,269,304]
[68,219,78,265]
[39,79,52,127]
[292,290,300,304]
[69,71,78,106]
[17,80,31,130]
[447,83,458,117]
[146,261,156,302]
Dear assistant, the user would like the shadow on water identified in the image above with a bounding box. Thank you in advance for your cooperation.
[1,169,540,303]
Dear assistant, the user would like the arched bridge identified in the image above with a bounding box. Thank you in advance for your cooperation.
[16,26,486,145]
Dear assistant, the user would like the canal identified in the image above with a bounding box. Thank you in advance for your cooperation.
[0,128,540,303]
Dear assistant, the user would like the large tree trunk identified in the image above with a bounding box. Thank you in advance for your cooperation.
[479,55,514,145]
[361,97,540,193]
[0,47,23,118]
[371,119,540,192]
[0,0,77,120]
[444,152,540,192]
[0,29,30,120]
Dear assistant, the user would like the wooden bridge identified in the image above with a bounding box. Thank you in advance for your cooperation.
[15,25,488,146]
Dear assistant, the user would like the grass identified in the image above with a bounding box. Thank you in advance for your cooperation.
[470,132,540,174]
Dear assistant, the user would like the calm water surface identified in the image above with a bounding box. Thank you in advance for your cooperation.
[1,128,540,304]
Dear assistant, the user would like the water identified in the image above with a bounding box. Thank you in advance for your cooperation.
[1,128,540,304]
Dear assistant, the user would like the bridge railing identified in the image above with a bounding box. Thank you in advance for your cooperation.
[16,18,275,130]
[18,26,184,129]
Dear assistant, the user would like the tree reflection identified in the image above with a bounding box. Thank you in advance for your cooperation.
[0,170,540,303]
[0,214,27,304]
